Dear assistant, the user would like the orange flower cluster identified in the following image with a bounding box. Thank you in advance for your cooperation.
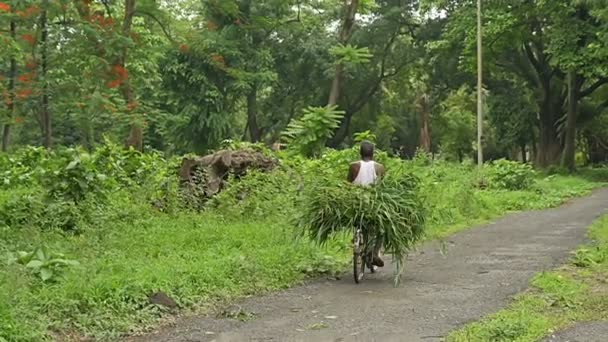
[16,88,33,99]
[211,54,225,65]
[0,2,11,12]
[106,65,128,89]
[21,34,36,46]
[127,101,139,111]
[18,72,36,83]
[2,90,11,106]
[113,65,128,80]
[90,14,114,27]
[16,5,40,18]
[25,59,37,70]
[210,54,228,70]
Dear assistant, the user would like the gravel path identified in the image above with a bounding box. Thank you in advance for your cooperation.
[128,189,608,342]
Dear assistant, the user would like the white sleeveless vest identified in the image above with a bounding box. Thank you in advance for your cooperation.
[353,160,378,186]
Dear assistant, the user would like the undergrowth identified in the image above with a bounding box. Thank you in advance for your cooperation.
[0,144,606,340]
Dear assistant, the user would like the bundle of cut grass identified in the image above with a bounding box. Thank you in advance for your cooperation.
[297,173,426,284]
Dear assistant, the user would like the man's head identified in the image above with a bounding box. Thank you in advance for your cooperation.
[360,141,375,160]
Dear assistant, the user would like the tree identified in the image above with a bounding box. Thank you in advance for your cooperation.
[432,0,608,167]
[436,86,476,162]
[544,1,608,170]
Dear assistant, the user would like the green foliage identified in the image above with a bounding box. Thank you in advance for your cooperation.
[0,141,604,340]
[44,151,109,203]
[283,106,345,157]
[572,215,608,267]
[486,159,536,191]
[571,247,607,268]
[353,130,377,144]
[9,246,79,282]
[0,142,181,231]
[329,44,373,65]
[436,86,476,161]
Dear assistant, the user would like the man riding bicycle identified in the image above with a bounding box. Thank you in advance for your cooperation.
[347,141,385,267]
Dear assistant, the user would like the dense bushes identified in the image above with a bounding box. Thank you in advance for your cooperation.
[486,159,536,190]
[0,143,589,238]
[0,144,180,232]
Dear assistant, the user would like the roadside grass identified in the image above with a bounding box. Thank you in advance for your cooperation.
[447,213,608,342]
[0,202,350,341]
[425,173,602,240]
[0,168,605,341]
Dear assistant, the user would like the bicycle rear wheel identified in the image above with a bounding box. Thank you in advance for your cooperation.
[353,251,365,283]
[353,229,365,283]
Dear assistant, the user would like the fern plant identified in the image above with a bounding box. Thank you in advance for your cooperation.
[283,106,344,157]
[353,130,377,144]
[329,44,373,65]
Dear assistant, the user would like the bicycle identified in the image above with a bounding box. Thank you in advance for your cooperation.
[353,226,376,283]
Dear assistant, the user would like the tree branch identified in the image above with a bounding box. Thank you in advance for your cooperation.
[101,0,113,18]
[523,42,542,76]
[600,98,608,111]
[134,10,175,43]
[581,77,608,98]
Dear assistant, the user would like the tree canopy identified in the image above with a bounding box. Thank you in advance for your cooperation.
[0,0,606,167]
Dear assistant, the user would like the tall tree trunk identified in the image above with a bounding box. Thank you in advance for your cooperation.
[329,110,354,147]
[2,20,17,152]
[419,93,431,152]
[327,65,344,107]
[520,144,527,163]
[40,1,52,148]
[561,71,580,171]
[535,79,562,167]
[121,0,142,151]
[247,84,261,142]
[327,0,359,107]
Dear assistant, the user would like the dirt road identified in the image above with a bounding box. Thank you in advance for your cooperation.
[130,189,608,342]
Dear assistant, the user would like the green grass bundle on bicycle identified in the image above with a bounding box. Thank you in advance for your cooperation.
[298,141,426,285]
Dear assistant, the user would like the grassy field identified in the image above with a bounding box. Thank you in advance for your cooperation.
[0,207,349,341]
[448,213,608,342]
[1,153,606,341]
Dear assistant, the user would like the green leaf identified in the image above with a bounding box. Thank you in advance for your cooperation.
[26,260,44,269]
[40,268,54,281]
[66,160,80,170]
[16,251,33,264]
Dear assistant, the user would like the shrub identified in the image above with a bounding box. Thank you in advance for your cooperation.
[0,189,45,228]
[9,246,79,282]
[210,168,302,220]
[44,151,110,203]
[283,106,344,157]
[487,159,536,190]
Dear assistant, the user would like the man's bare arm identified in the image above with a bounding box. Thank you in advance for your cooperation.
[347,163,360,183]
[376,163,385,179]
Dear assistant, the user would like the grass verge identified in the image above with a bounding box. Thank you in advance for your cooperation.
[0,209,349,341]
[426,173,601,240]
[447,213,608,342]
